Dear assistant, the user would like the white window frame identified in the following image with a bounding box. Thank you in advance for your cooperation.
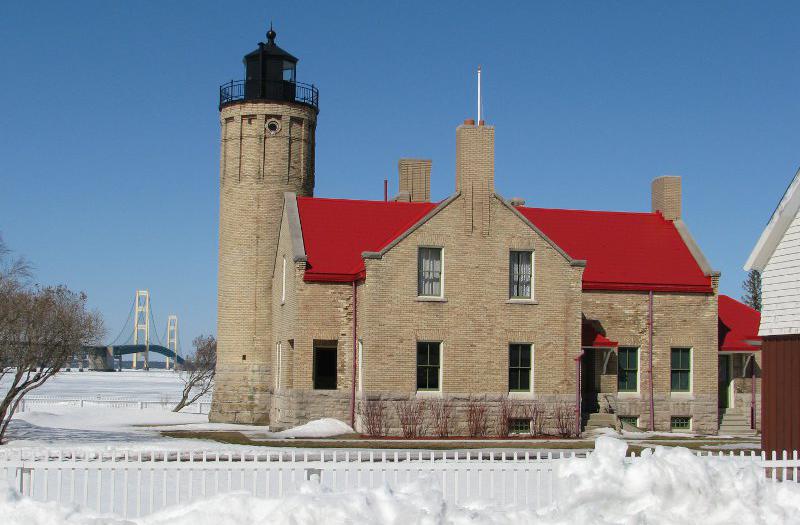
[617,346,641,397]
[670,347,694,397]
[417,247,444,299]
[357,340,364,393]
[275,341,282,390]
[281,256,287,305]
[508,342,535,397]
[508,250,535,301]
[416,341,443,395]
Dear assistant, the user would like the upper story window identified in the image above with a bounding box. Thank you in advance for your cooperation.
[509,251,533,299]
[417,247,443,297]
[281,256,287,304]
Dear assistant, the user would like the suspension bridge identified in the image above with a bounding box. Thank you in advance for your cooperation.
[82,290,183,371]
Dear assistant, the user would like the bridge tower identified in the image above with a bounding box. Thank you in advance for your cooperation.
[132,290,150,370]
[166,315,179,370]
[212,26,318,424]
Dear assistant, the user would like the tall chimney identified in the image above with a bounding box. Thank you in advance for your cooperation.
[397,159,431,202]
[456,120,494,235]
[651,175,681,221]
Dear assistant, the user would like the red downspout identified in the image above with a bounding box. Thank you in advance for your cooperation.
[751,354,756,430]
[648,290,655,431]
[350,280,359,429]
[574,350,584,436]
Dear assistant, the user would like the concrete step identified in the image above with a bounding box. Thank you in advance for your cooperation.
[584,413,618,431]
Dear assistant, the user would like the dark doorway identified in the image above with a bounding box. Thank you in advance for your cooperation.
[718,354,731,410]
[313,343,337,390]
[581,349,599,415]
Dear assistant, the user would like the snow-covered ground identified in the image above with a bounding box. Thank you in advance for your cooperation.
[1,370,191,401]
[2,436,799,525]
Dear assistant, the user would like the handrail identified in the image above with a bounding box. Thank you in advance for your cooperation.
[219,79,319,111]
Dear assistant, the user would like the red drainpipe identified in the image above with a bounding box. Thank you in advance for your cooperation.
[648,290,655,431]
[350,280,359,429]
[574,349,584,436]
[751,354,756,430]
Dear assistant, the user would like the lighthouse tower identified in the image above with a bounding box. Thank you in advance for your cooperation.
[211,27,318,424]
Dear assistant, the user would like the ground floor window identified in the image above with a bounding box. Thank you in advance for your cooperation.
[509,418,531,434]
[670,348,692,392]
[509,343,532,392]
[313,343,337,390]
[618,416,639,428]
[671,416,692,431]
[617,347,638,392]
[416,341,441,391]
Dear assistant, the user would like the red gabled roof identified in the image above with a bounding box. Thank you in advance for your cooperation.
[297,197,436,282]
[718,294,762,351]
[518,207,713,293]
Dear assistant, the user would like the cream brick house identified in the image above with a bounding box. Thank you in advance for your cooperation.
[210,29,760,435]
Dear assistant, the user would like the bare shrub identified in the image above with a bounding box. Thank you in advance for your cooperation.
[173,335,216,412]
[0,237,105,443]
[553,400,578,438]
[359,397,388,437]
[498,396,516,437]
[466,397,489,437]
[429,398,453,438]
[394,399,427,438]
[527,400,546,436]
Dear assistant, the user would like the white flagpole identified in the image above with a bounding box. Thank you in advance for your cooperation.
[477,66,482,122]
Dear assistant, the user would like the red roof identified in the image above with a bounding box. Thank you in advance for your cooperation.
[296,197,712,292]
[518,207,713,293]
[718,295,761,351]
[297,197,436,282]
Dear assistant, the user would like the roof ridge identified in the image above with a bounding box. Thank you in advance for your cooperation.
[297,195,438,205]
[520,206,659,216]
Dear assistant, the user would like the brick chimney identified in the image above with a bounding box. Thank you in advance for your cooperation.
[651,175,681,221]
[397,159,431,202]
[456,120,494,235]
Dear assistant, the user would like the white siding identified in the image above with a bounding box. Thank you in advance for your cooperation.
[761,210,800,336]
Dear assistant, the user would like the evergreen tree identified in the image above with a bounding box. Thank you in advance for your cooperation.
[741,269,762,311]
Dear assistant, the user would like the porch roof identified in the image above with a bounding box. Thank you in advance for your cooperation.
[718,295,762,352]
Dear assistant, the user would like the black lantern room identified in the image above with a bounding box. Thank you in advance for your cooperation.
[219,27,319,112]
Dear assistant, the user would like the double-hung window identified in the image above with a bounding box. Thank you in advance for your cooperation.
[509,343,532,392]
[509,251,533,299]
[670,348,691,392]
[416,342,441,391]
[617,347,638,392]
[417,247,443,297]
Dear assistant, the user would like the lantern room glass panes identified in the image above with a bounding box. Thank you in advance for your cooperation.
[282,60,296,82]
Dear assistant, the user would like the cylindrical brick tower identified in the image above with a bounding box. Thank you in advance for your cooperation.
[211,28,318,424]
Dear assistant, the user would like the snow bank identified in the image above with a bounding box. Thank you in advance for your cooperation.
[4,437,800,524]
[271,418,354,438]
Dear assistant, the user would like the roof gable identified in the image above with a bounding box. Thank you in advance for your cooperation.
[745,168,800,271]
[518,207,712,293]
[718,294,761,351]
[297,197,436,282]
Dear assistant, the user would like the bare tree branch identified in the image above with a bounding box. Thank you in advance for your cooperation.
[173,335,216,412]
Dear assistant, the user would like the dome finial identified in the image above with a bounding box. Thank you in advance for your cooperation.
[266,22,276,45]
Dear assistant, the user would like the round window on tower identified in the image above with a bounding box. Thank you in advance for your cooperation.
[266,119,281,135]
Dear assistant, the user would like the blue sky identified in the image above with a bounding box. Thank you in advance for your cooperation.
[1,2,798,353]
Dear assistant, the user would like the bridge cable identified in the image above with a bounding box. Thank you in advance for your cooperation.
[108,296,136,346]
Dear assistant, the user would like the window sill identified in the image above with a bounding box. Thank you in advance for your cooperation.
[506,298,537,305]
[415,390,443,398]
[670,392,694,400]
[508,391,534,399]
[617,391,641,399]
[416,296,447,303]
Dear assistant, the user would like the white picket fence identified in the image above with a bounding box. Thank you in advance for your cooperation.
[15,396,213,415]
[1,448,798,519]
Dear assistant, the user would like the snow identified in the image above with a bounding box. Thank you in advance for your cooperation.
[3,436,800,524]
[271,418,354,439]
[1,370,192,401]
